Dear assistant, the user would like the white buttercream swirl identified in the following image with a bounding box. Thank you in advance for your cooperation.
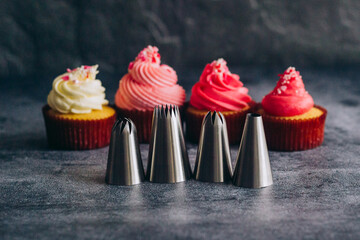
[47,65,109,114]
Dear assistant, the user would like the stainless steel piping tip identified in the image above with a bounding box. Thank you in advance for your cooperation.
[194,111,232,183]
[233,113,273,188]
[147,105,191,183]
[105,118,145,186]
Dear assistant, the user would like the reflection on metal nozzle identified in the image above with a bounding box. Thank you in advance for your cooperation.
[147,105,191,183]
[105,118,145,186]
[194,111,232,183]
[233,113,273,188]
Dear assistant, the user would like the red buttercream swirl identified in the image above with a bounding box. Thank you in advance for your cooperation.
[115,46,185,110]
[262,67,314,116]
[189,58,252,111]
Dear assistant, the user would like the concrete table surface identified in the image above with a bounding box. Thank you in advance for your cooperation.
[1,67,360,239]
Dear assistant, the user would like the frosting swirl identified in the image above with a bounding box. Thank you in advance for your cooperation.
[115,46,185,110]
[261,67,314,116]
[47,65,109,114]
[189,58,252,111]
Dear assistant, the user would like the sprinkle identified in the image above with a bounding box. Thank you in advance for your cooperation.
[280,86,287,91]
[128,62,134,70]
[67,68,77,73]
[135,46,161,63]
[83,65,92,70]
[140,55,147,61]
[62,76,69,81]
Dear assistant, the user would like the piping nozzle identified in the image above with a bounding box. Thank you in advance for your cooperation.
[147,105,191,183]
[194,111,232,183]
[105,118,145,186]
[233,113,273,188]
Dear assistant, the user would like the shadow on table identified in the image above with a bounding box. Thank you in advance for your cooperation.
[1,133,48,151]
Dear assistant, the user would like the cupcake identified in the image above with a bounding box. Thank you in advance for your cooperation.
[115,45,186,143]
[43,65,116,150]
[258,67,327,151]
[186,58,255,144]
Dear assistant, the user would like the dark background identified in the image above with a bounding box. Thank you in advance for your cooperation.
[1,1,360,239]
[1,0,360,80]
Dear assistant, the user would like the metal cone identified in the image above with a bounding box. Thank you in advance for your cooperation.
[105,118,145,185]
[147,105,191,183]
[233,113,273,188]
[194,111,232,183]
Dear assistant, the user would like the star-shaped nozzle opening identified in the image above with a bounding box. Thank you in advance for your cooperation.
[112,117,133,134]
[203,111,224,126]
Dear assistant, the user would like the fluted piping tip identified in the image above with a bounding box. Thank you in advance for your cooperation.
[105,118,145,186]
[147,105,191,183]
[194,111,232,183]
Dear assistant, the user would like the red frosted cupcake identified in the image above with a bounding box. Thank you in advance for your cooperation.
[43,65,116,150]
[186,58,255,144]
[258,67,327,151]
[115,46,186,143]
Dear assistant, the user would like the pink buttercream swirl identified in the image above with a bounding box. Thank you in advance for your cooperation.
[189,58,252,111]
[261,67,314,116]
[115,46,185,110]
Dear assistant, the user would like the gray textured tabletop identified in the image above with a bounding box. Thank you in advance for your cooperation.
[1,67,360,239]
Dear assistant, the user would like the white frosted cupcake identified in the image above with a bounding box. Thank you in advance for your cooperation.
[43,65,116,150]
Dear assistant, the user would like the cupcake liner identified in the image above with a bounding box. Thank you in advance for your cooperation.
[42,105,116,150]
[185,101,256,144]
[260,105,327,151]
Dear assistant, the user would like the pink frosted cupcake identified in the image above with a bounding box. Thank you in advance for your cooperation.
[258,67,327,151]
[186,58,255,144]
[115,46,186,143]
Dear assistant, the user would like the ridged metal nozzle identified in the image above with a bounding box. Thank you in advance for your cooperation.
[194,111,232,183]
[147,105,191,183]
[105,118,145,186]
[233,113,273,188]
